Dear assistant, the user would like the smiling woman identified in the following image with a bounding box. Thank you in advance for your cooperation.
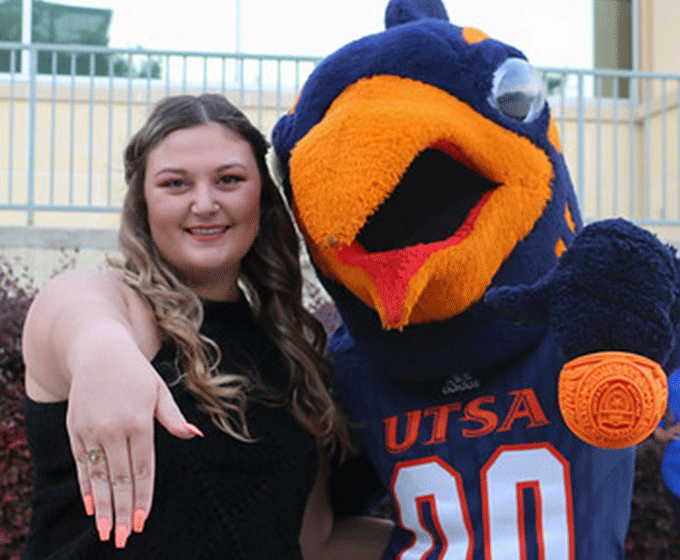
[143,122,261,301]
[21,93,393,559]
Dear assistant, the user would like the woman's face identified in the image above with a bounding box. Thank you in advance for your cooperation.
[144,122,261,301]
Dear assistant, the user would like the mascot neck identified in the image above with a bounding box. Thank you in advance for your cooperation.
[328,283,546,384]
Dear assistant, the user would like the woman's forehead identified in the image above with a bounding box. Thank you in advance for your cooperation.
[147,123,256,172]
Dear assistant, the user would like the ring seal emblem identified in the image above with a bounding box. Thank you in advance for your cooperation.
[558,351,667,449]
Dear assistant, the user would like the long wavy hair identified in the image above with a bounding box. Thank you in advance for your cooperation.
[117,93,351,456]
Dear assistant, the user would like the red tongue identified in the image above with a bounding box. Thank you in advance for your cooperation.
[334,191,491,326]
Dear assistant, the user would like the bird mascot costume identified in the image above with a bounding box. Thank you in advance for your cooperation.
[272,0,680,557]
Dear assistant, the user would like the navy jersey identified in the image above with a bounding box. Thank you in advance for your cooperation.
[330,326,635,560]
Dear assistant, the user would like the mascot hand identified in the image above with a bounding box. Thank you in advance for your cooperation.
[485,218,679,364]
[486,218,678,448]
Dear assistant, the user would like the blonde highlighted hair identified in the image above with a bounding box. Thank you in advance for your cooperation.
[117,94,351,456]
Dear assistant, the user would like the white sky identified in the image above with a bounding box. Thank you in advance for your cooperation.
[67,0,595,69]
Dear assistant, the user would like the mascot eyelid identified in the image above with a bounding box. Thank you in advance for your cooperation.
[488,58,547,123]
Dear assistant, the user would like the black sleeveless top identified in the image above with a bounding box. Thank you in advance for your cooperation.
[23,299,318,560]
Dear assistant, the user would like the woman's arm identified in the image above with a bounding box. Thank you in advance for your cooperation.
[319,516,394,560]
[299,450,393,560]
[23,269,198,548]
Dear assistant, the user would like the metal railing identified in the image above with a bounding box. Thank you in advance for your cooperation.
[541,66,680,236]
[1,42,680,237]
[0,42,319,227]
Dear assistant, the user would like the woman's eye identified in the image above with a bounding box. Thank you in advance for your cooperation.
[218,174,244,186]
[160,178,186,189]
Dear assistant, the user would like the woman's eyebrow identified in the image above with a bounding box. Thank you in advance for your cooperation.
[216,162,247,172]
[153,167,186,177]
[153,162,246,178]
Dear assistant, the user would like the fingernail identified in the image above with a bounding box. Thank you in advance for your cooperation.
[83,494,94,516]
[181,422,205,437]
[97,518,112,541]
[115,523,130,548]
[133,509,146,533]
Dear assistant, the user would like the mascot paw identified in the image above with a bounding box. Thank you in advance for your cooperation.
[486,218,679,366]
[558,351,667,448]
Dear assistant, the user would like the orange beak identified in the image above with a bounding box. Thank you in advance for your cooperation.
[290,75,554,330]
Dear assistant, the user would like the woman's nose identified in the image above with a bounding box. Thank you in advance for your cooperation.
[191,184,219,214]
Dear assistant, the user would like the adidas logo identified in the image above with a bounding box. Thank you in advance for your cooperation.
[441,372,481,396]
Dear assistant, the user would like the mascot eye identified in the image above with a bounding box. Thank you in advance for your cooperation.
[488,58,546,123]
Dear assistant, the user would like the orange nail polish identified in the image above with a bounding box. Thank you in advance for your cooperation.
[115,523,130,548]
[83,495,94,516]
[97,517,112,541]
[181,422,205,437]
[133,509,146,533]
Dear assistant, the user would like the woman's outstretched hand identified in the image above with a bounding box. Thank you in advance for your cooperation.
[23,269,200,548]
[65,328,201,547]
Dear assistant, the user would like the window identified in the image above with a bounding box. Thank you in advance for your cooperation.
[33,1,112,76]
[0,0,22,72]
[593,0,632,97]
[0,0,140,77]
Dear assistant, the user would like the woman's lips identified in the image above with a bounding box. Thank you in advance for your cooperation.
[186,226,229,241]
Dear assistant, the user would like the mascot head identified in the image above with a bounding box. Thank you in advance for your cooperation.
[273,0,583,376]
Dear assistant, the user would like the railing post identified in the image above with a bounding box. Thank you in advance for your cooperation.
[631,0,640,106]
[26,44,37,225]
[576,72,585,209]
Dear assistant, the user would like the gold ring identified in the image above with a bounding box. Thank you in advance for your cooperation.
[87,448,105,465]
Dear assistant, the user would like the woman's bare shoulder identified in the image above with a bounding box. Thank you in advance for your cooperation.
[35,267,126,297]
[24,268,161,401]
[32,268,150,313]
[25,268,158,352]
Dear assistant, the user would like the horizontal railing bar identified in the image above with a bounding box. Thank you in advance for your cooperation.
[0,42,322,64]
[540,65,680,81]
[0,204,122,212]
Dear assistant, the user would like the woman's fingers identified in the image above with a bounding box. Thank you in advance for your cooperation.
[73,437,137,548]
[84,445,114,543]
[105,437,135,548]
[155,382,203,439]
[128,425,155,534]
[65,377,201,549]
[67,409,151,548]
[71,439,95,516]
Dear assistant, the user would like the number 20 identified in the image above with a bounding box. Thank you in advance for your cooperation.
[391,443,574,560]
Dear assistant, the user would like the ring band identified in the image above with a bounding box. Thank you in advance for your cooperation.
[87,448,104,465]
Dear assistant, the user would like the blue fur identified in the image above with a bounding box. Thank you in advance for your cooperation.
[384,0,449,28]
[487,219,680,366]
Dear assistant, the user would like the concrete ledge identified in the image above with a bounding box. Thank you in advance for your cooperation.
[0,226,118,250]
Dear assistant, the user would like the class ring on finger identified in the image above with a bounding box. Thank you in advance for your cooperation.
[87,448,105,465]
